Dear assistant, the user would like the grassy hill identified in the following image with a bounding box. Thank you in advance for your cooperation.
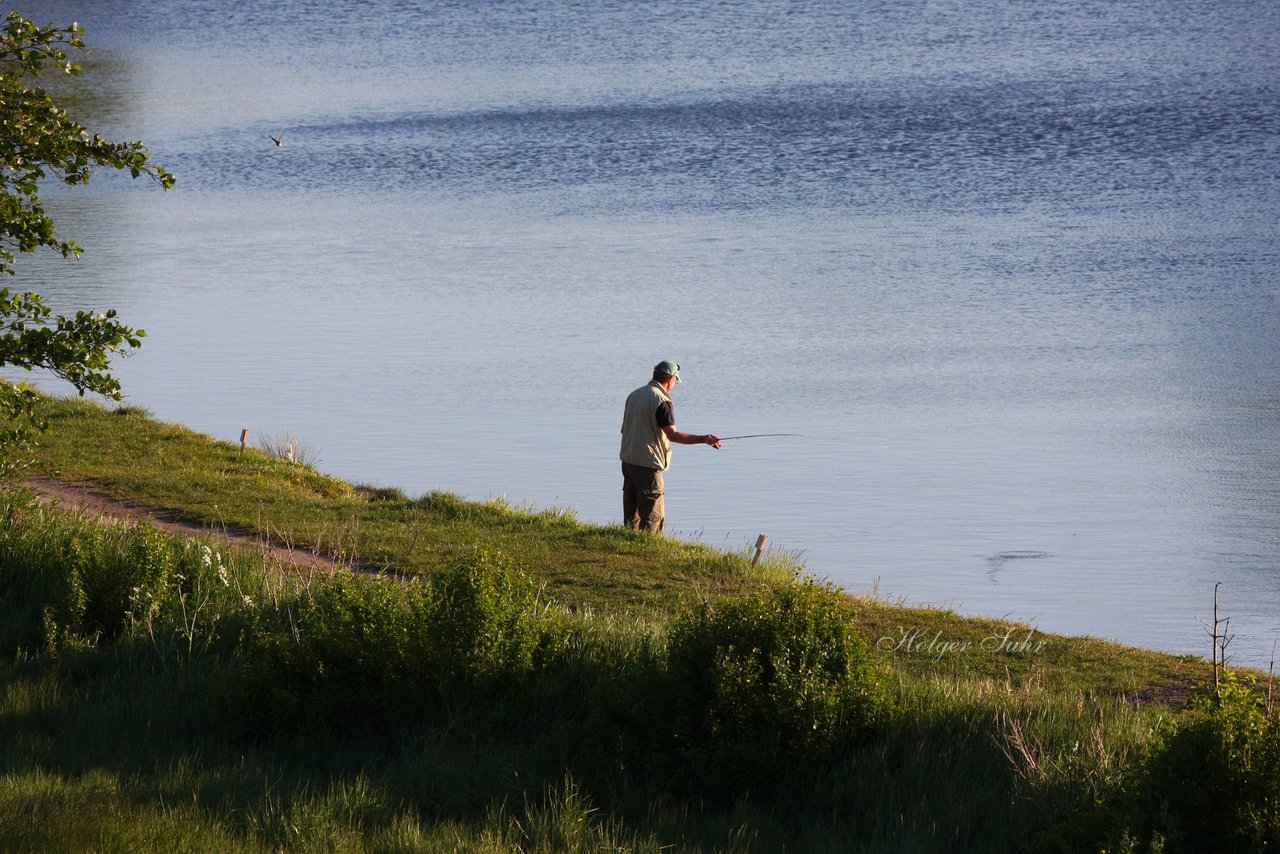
[0,395,1273,852]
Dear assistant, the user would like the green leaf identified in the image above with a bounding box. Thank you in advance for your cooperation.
[0,13,172,480]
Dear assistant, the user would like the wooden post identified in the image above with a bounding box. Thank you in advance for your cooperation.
[752,533,769,566]
[239,428,249,454]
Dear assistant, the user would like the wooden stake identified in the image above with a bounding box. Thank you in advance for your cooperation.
[239,428,249,454]
[752,533,769,566]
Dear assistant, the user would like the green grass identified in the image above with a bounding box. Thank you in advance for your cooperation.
[0,620,1189,852]
[857,598,1207,698]
[29,396,794,613]
[25,396,1209,697]
[3,394,1271,851]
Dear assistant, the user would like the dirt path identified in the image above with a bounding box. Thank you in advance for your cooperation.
[23,475,354,574]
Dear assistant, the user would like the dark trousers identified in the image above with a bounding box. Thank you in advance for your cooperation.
[622,462,665,533]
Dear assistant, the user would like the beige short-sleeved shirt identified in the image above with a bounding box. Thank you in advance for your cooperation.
[619,381,674,471]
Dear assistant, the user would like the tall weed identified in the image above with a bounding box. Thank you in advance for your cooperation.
[0,496,172,654]
[0,491,260,662]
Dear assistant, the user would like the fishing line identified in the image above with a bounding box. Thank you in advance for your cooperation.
[718,433,804,441]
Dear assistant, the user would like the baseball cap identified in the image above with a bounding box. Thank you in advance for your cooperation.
[654,360,681,382]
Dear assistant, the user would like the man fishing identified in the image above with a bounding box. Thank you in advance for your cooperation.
[619,360,720,533]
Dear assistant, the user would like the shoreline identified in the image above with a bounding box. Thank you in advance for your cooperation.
[19,395,1227,698]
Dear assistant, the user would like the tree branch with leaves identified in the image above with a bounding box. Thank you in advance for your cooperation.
[0,11,172,481]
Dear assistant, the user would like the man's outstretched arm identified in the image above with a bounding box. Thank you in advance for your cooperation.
[662,424,721,448]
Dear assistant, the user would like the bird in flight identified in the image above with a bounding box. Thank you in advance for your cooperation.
[269,134,283,147]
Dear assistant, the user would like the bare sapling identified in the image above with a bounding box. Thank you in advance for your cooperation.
[1197,582,1234,692]
[1268,640,1276,716]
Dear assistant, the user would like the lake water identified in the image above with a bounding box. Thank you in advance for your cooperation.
[15,0,1280,665]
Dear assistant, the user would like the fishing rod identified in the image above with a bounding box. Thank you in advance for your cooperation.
[717,433,803,441]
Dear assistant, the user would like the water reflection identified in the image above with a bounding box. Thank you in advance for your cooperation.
[985,551,1052,584]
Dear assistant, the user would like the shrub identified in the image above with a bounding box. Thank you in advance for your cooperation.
[220,552,552,734]
[424,552,543,686]
[665,581,889,785]
[1143,671,1280,850]
[224,574,423,731]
